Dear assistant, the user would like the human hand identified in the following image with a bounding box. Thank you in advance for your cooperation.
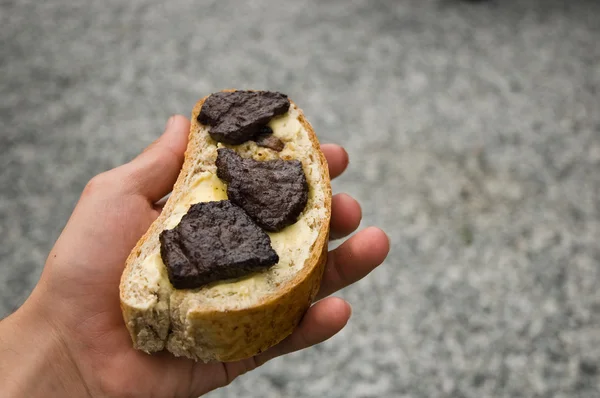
[0,115,390,397]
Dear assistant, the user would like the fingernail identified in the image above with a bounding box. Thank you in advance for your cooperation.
[166,116,175,129]
[341,147,349,165]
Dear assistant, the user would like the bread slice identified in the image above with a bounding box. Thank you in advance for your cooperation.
[119,90,332,362]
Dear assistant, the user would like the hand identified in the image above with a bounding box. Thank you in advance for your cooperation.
[0,116,390,397]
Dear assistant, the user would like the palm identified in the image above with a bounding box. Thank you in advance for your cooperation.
[36,116,389,397]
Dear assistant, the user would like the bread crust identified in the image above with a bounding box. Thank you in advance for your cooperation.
[119,90,332,362]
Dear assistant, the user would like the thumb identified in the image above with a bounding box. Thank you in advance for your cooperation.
[116,115,190,203]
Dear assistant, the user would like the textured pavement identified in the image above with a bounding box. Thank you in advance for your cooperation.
[1,0,600,397]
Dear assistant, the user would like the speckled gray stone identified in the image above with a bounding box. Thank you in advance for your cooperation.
[1,0,600,397]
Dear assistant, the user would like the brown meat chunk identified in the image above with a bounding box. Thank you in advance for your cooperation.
[254,126,285,152]
[159,200,279,289]
[198,91,290,145]
[216,148,308,232]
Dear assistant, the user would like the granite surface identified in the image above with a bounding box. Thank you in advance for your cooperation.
[1,0,600,397]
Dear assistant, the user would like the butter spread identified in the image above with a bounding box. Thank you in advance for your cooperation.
[268,114,302,141]
[140,253,171,310]
[166,173,228,229]
[209,272,269,296]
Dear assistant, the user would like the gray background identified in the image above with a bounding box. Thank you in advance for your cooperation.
[1,0,599,397]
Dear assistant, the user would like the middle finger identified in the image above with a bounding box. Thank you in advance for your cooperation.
[329,193,362,240]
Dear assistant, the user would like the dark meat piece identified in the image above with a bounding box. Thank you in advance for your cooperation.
[216,148,308,232]
[198,91,290,145]
[159,200,279,289]
[254,126,285,152]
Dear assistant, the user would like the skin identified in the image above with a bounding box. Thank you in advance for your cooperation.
[0,115,390,397]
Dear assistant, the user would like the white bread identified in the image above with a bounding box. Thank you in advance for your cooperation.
[119,90,332,362]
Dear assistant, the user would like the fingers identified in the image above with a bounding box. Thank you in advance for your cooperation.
[254,297,351,366]
[329,193,362,240]
[316,227,390,301]
[321,144,349,179]
[91,115,190,204]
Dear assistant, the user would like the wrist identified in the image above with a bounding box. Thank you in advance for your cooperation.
[0,297,93,398]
